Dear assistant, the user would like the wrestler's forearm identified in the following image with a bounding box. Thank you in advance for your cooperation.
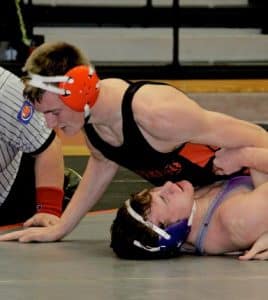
[240,147,268,172]
[240,147,268,186]
[57,157,119,237]
[199,111,268,149]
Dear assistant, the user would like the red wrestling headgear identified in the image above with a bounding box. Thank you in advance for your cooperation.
[27,65,100,115]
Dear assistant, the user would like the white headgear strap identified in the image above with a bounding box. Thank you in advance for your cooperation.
[27,73,73,95]
[26,73,91,118]
[126,199,196,242]
[125,199,171,240]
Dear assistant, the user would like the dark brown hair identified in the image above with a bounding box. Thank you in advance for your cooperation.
[110,189,182,260]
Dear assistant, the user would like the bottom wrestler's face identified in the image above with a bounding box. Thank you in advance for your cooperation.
[35,91,85,136]
[147,181,194,228]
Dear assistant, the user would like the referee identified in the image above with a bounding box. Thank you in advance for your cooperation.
[0,66,65,226]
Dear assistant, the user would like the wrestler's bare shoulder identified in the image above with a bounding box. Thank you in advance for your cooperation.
[101,78,130,88]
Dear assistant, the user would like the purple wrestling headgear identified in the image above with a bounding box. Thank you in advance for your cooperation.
[125,199,196,252]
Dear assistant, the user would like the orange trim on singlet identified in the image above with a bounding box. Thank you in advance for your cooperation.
[86,209,117,216]
[0,223,22,232]
[179,143,219,168]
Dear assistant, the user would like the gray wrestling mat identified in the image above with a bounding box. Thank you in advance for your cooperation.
[1,211,268,300]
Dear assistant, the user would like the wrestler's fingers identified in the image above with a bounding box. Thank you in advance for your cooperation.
[239,247,258,260]
[239,232,268,260]
[0,230,25,241]
[23,217,35,227]
[24,214,59,228]
[239,250,268,261]
[16,230,40,243]
[215,169,225,175]
[239,252,253,260]
[212,165,224,175]
[251,252,268,260]
[39,218,57,227]
[49,219,59,226]
[0,228,45,242]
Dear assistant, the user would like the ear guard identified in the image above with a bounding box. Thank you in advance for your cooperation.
[26,65,100,115]
[126,199,196,253]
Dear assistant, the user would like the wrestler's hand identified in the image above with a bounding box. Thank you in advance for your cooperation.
[239,232,268,260]
[213,148,243,175]
[23,213,60,227]
[0,224,63,243]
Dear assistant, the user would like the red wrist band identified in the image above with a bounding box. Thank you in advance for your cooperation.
[36,187,64,217]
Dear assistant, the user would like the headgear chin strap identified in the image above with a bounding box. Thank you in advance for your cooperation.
[126,199,196,253]
[26,65,100,117]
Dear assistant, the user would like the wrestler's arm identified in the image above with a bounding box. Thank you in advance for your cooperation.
[236,147,268,261]
[215,147,268,185]
[0,141,119,242]
[216,149,268,259]
[51,151,119,240]
[239,232,268,260]
[135,85,268,177]
[218,147,268,260]
[136,85,268,151]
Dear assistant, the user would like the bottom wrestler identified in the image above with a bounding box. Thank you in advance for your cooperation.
[110,146,268,260]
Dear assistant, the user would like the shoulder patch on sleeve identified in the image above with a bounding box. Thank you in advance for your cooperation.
[17,100,34,125]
